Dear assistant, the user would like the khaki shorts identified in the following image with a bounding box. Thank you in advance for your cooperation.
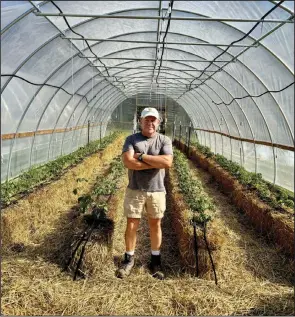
[124,188,166,219]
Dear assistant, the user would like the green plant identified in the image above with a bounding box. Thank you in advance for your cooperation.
[188,142,294,212]
[1,132,123,207]
[74,154,126,218]
[173,149,215,224]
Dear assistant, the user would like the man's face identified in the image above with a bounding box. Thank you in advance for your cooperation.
[140,116,160,136]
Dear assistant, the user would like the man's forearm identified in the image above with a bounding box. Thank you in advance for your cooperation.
[141,154,172,168]
[124,158,154,170]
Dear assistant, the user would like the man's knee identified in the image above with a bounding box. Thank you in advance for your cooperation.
[126,218,140,232]
[148,218,162,231]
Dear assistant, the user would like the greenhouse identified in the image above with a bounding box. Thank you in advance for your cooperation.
[1,1,294,316]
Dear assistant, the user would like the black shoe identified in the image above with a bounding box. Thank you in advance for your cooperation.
[149,254,165,280]
[116,253,135,279]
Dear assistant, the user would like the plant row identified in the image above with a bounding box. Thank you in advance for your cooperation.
[190,141,294,210]
[74,155,126,221]
[173,148,215,224]
[1,132,122,207]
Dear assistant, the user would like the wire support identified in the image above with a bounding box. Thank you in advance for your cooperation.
[156,1,174,85]
[214,81,295,106]
[187,0,285,91]
[50,1,112,79]
[1,74,92,103]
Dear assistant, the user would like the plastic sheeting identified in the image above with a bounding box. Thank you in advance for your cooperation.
[1,1,294,191]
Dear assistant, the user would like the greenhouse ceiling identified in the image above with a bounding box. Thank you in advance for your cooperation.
[1,1,294,189]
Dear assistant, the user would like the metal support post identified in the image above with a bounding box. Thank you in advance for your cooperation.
[179,123,182,148]
[172,121,176,141]
[99,122,102,146]
[87,120,90,145]
[187,124,192,156]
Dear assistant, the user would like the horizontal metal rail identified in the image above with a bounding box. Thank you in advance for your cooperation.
[179,126,295,152]
[1,122,133,140]
[62,37,258,47]
[3,124,294,151]
[91,66,222,71]
[34,12,294,23]
[82,56,233,62]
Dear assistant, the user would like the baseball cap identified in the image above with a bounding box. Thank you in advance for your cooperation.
[140,107,160,120]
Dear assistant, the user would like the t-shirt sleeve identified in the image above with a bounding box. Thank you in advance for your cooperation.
[122,135,134,154]
[160,136,173,155]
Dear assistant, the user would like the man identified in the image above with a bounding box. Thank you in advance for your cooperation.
[116,107,173,280]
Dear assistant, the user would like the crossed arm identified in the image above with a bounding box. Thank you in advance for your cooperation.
[122,149,173,170]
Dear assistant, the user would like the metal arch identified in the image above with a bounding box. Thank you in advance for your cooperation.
[28,63,98,168]
[187,90,228,157]
[5,58,91,181]
[62,81,113,153]
[54,10,294,77]
[1,33,61,94]
[91,45,220,72]
[199,76,276,181]
[47,75,106,160]
[35,8,292,135]
[68,84,117,152]
[4,5,293,93]
[81,92,125,144]
[98,94,127,138]
[180,98,211,146]
[98,45,291,148]
[29,1,127,95]
[1,1,49,34]
[72,84,124,150]
[57,78,110,151]
[184,17,295,145]
[268,1,294,16]
[198,74,258,172]
[192,80,244,163]
[116,39,293,153]
[190,88,244,163]
[113,72,192,87]
[182,93,218,152]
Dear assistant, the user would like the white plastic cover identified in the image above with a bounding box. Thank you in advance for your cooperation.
[1,1,294,191]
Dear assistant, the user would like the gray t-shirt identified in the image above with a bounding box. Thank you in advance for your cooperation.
[122,132,173,192]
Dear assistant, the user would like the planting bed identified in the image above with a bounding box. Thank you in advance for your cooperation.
[176,140,294,258]
[166,149,225,280]
[1,134,294,316]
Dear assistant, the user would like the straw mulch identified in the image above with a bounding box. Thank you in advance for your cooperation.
[166,167,226,278]
[188,144,294,258]
[1,134,126,251]
[2,137,294,316]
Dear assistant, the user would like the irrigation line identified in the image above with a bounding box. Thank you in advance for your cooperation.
[73,222,97,280]
[66,194,114,280]
[203,222,218,285]
[192,222,199,277]
[188,0,285,90]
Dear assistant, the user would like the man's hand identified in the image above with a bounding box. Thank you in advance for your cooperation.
[122,151,153,170]
[139,153,173,169]
[133,153,141,160]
